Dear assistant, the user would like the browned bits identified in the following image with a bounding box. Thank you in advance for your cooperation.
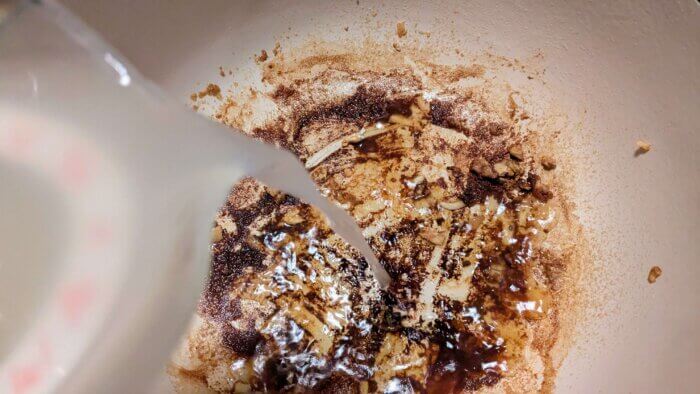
[396,21,407,38]
[508,144,524,161]
[533,183,553,202]
[540,155,557,170]
[392,42,401,52]
[184,53,574,393]
[648,266,662,283]
[197,83,222,99]
[255,49,268,63]
[471,157,498,179]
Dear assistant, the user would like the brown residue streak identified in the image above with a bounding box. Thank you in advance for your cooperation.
[296,86,407,131]
[426,62,485,82]
[298,53,353,70]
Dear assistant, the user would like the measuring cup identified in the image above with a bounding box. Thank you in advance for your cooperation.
[0,1,387,393]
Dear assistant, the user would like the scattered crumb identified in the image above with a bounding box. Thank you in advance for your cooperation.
[541,155,557,170]
[418,30,432,38]
[218,66,226,77]
[392,42,401,52]
[636,140,652,154]
[189,93,198,101]
[396,21,407,38]
[647,266,662,284]
[343,26,349,32]
[255,50,269,63]
[197,83,222,99]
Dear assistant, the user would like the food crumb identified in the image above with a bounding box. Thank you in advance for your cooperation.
[636,140,652,154]
[255,50,268,63]
[197,83,222,99]
[189,93,198,101]
[648,266,662,284]
[396,21,407,38]
[392,42,401,52]
[540,155,557,170]
[218,66,226,77]
[343,26,349,32]
[509,145,524,161]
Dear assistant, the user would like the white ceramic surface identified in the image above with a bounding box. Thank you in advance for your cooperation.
[55,0,700,392]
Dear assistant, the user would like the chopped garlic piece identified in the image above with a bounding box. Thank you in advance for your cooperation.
[636,139,652,153]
